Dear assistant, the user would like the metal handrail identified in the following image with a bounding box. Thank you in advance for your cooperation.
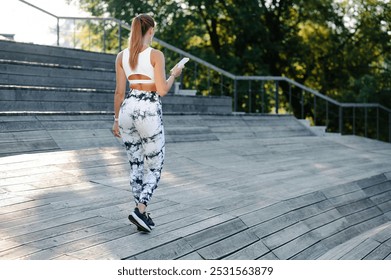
[17,0,391,142]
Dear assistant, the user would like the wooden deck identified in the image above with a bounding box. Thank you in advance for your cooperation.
[1,114,391,260]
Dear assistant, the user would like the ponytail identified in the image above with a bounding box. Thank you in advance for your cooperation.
[128,14,155,69]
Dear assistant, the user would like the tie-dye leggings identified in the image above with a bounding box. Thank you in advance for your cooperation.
[118,89,165,206]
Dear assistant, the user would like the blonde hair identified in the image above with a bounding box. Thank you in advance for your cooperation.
[129,14,155,69]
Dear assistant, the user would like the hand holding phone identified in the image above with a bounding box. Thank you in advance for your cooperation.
[177,57,189,68]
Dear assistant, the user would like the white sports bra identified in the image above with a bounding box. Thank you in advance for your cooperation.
[122,47,155,84]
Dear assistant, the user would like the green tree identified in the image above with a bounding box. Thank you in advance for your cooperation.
[71,0,391,110]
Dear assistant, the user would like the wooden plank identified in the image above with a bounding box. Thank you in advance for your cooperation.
[340,239,380,260]
[0,141,59,157]
[27,219,129,251]
[363,243,391,260]
[223,240,271,260]
[149,206,211,227]
[357,174,388,188]
[0,244,43,260]
[371,190,391,205]
[271,231,321,260]
[177,252,204,260]
[213,195,277,214]
[344,207,384,228]
[291,241,329,260]
[321,181,363,198]
[184,218,248,250]
[8,217,110,246]
[240,202,292,228]
[257,252,279,260]
[316,227,361,259]
[272,215,351,259]
[370,222,391,243]
[363,181,391,197]
[0,239,23,253]
[129,238,194,260]
[327,190,368,207]
[303,209,344,230]
[353,215,390,234]
[1,211,103,239]
[317,229,365,260]
[292,218,352,259]
[163,213,231,240]
[336,199,378,217]
[21,225,133,260]
[197,230,260,260]
[51,254,84,260]
[252,200,334,239]
[262,221,311,250]
[311,218,351,240]
[68,232,181,260]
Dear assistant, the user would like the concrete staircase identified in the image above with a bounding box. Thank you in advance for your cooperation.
[0,40,231,114]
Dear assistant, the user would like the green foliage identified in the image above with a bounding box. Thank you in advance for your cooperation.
[72,0,390,111]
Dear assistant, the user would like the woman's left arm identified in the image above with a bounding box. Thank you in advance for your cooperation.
[152,49,182,96]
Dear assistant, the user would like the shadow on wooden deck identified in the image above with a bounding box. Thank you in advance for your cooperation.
[1,114,391,260]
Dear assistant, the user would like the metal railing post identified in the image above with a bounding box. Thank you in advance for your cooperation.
[353,107,356,135]
[220,74,223,96]
[207,68,211,95]
[275,81,279,114]
[234,79,238,112]
[103,19,106,53]
[314,95,317,125]
[389,112,391,143]
[376,107,379,140]
[301,90,304,119]
[194,63,198,92]
[56,18,60,46]
[118,24,122,53]
[73,19,76,48]
[339,106,343,134]
[326,101,329,127]
[261,81,265,114]
[365,107,368,137]
[288,83,292,112]
[249,81,252,113]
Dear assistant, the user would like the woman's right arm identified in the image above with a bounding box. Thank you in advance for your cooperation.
[112,52,127,138]
[152,49,182,96]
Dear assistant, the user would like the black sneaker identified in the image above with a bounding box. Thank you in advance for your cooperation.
[128,214,147,232]
[129,212,155,232]
[129,208,152,232]
[145,212,155,229]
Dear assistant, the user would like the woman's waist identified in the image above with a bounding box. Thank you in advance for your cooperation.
[125,89,160,101]
[129,83,157,92]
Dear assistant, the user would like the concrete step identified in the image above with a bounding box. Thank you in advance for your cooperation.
[0,86,113,112]
[0,114,312,157]
[0,86,232,113]
[298,119,341,137]
[0,40,115,69]
[0,60,115,89]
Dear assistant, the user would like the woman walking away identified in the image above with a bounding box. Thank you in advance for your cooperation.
[112,14,183,232]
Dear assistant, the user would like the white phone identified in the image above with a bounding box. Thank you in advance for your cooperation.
[177,57,190,68]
